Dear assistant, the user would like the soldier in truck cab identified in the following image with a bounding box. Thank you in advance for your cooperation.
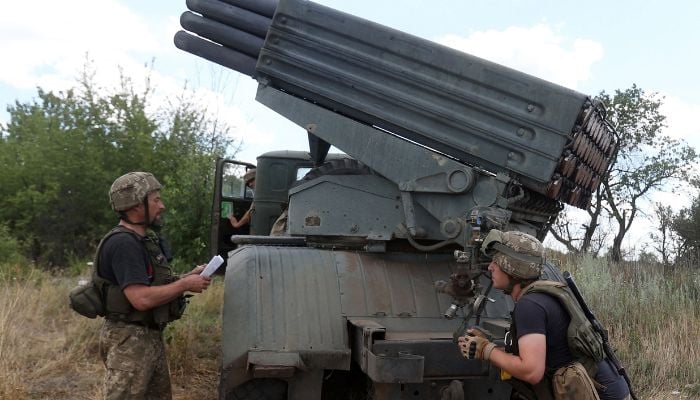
[228,168,256,229]
[458,230,631,400]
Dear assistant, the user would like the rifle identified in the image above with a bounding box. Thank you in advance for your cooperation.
[563,271,638,400]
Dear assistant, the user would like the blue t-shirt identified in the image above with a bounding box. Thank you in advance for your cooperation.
[514,292,630,400]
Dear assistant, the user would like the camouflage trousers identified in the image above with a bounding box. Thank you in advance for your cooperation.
[100,319,172,400]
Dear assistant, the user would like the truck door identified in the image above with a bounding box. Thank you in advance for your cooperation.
[210,158,256,262]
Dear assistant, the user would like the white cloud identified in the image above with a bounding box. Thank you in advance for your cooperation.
[0,0,287,160]
[659,93,700,149]
[0,0,160,91]
[437,23,604,90]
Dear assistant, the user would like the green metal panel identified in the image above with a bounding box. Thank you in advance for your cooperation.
[220,245,514,389]
[257,0,587,184]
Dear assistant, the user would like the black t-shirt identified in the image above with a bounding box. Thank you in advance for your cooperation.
[514,292,574,369]
[97,232,152,289]
[515,292,630,400]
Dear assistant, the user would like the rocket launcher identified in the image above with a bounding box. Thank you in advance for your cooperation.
[175,0,617,209]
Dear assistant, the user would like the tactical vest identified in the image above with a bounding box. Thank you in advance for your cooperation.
[506,280,606,399]
[92,226,187,327]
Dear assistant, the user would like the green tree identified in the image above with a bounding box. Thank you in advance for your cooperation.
[154,91,241,268]
[0,64,238,267]
[672,194,700,268]
[650,202,678,267]
[550,85,698,262]
[600,86,698,262]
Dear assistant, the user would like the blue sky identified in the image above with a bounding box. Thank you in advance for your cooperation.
[2,0,699,252]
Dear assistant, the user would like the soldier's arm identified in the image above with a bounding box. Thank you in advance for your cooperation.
[487,333,546,384]
[230,208,252,228]
[123,274,211,311]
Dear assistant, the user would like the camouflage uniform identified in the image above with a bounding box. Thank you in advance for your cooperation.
[100,320,172,400]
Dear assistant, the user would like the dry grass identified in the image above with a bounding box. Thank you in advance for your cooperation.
[1,256,699,399]
[0,263,222,399]
[559,255,700,399]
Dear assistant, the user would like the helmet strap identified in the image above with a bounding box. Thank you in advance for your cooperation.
[143,195,151,227]
[504,277,536,297]
[116,196,150,226]
[503,278,516,295]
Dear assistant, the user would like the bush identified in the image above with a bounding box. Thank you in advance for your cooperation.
[0,224,21,265]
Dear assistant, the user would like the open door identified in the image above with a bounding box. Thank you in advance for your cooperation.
[210,158,256,264]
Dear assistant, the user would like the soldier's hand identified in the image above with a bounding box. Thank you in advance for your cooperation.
[189,264,206,275]
[180,274,211,293]
[458,335,496,361]
[180,264,205,277]
[466,326,493,340]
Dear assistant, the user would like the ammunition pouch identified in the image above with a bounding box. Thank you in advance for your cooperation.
[552,362,601,400]
[68,282,105,319]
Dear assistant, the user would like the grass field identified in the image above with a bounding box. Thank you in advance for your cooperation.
[1,255,698,399]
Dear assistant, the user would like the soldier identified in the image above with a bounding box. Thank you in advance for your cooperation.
[99,172,211,399]
[458,230,630,400]
[228,168,256,229]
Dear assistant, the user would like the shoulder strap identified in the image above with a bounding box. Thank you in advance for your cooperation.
[91,225,142,284]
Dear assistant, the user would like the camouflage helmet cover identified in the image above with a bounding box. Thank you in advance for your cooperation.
[109,172,162,211]
[481,229,544,279]
[243,168,256,185]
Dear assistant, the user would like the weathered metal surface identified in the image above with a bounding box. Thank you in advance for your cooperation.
[220,245,515,389]
[220,245,351,392]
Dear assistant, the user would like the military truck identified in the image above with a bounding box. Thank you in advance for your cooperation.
[175,0,618,399]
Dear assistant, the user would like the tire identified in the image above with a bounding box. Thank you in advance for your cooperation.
[225,378,288,400]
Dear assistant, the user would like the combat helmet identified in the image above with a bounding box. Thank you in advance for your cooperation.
[481,229,544,280]
[109,172,162,212]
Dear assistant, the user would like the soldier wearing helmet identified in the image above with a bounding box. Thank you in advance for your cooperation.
[97,172,211,400]
[457,229,630,400]
[228,168,256,229]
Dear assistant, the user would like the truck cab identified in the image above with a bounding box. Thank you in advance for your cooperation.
[211,151,348,262]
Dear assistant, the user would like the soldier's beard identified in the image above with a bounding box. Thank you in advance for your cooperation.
[149,215,164,230]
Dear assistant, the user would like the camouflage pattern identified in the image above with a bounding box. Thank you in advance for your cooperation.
[100,319,172,400]
[483,230,544,280]
[110,172,162,212]
[243,168,256,186]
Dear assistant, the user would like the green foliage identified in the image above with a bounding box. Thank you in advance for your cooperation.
[0,62,239,268]
[672,195,700,267]
[598,85,699,261]
[0,224,21,265]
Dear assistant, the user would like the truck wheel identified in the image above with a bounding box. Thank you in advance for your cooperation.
[297,158,372,184]
[225,379,287,400]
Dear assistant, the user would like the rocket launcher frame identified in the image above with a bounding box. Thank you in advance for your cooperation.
[175,0,617,209]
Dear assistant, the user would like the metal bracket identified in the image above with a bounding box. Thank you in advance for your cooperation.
[247,350,306,379]
[349,319,425,384]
